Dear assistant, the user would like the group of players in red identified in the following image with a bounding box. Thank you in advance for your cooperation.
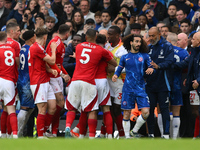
[0,21,130,139]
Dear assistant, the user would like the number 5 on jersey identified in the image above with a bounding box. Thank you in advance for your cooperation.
[80,48,91,64]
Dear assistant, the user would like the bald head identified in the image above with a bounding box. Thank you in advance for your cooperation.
[99,29,108,40]
[191,32,200,48]
[149,27,160,34]
[177,33,188,49]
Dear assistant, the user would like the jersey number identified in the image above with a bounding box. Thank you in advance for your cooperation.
[4,51,14,66]
[80,48,91,64]
[20,51,31,70]
[174,54,180,62]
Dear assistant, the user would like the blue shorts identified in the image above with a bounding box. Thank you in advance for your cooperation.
[170,89,183,106]
[17,81,35,108]
[121,91,150,110]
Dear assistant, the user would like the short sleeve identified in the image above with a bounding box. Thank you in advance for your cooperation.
[102,48,113,62]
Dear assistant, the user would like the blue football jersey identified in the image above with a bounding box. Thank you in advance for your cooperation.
[18,45,30,83]
[115,52,152,93]
[173,46,189,90]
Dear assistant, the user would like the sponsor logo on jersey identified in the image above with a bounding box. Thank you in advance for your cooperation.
[138,57,143,62]
[126,58,130,61]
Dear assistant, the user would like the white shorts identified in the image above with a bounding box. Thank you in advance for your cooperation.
[95,78,111,106]
[30,82,56,104]
[107,77,123,105]
[65,80,98,112]
[50,77,63,94]
[0,78,16,106]
[190,90,200,105]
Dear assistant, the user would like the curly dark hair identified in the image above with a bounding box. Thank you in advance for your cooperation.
[122,34,148,53]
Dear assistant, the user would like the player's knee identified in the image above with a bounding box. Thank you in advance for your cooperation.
[123,110,131,120]
[142,109,149,119]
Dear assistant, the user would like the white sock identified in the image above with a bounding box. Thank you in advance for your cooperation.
[157,113,163,137]
[17,110,28,137]
[122,119,130,138]
[132,115,146,133]
[73,126,80,133]
[107,134,112,139]
[172,116,180,139]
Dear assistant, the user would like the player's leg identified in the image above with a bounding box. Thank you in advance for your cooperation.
[102,105,113,138]
[1,105,8,138]
[65,81,81,137]
[37,102,47,138]
[131,93,149,137]
[122,110,131,138]
[108,78,125,137]
[171,105,181,139]
[88,110,98,139]
[96,79,113,138]
[6,105,18,138]
[158,92,170,139]
[78,111,88,138]
[44,83,57,134]
[50,77,65,136]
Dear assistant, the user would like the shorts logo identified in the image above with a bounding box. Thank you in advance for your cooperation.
[138,57,143,62]
[42,95,44,100]
[123,101,127,106]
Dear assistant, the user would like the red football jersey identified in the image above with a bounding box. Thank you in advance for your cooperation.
[6,37,21,83]
[72,42,113,85]
[46,36,65,78]
[95,50,113,79]
[28,42,50,85]
[0,44,16,82]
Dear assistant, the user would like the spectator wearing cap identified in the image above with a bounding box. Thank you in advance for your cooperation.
[90,0,119,21]
[94,11,102,31]
[98,9,112,32]
[21,8,34,30]
[77,18,96,41]
[0,0,10,30]
[120,0,138,16]
[4,0,12,10]
[80,0,95,23]
[163,4,179,27]
[34,12,45,30]
[7,0,26,24]
[45,16,57,46]
[130,23,141,35]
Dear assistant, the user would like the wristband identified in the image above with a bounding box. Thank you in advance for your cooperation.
[60,71,63,76]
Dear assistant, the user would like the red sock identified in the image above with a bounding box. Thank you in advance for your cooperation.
[7,115,12,135]
[104,111,113,134]
[37,114,46,137]
[79,111,88,135]
[66,111,76,128]
[88,119,97,137]
[100,113,106,135]
[76,122,80,129]
[52,105,62,134]
[9,113,18,135]
[1,111,8,134]
[44,113,53,133]
[115,113,125,137]
[194,116,200,137]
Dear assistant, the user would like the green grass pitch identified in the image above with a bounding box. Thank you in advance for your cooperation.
[0,138,199,150]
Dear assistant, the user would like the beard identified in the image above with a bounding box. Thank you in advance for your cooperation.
[150,36,159,45]
[132,44,140,51]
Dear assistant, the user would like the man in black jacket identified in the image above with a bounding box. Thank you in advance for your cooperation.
[0,0,10,30]
[63,34,82,78]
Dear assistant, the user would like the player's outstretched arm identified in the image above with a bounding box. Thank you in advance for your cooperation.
[43,42,57,65]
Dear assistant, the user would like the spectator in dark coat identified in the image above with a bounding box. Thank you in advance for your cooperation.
[0,0,10,30]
